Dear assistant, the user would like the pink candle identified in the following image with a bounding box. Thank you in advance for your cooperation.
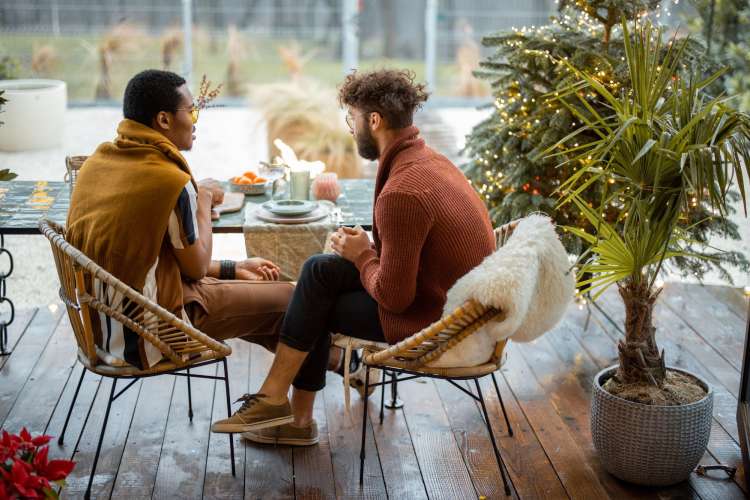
[312,172,341,203]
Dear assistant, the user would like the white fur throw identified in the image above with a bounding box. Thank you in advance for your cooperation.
[427,214,575,368]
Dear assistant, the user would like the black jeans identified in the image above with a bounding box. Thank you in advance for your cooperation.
[279,253,385,391]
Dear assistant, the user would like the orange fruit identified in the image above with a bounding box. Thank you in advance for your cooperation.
[237,177,253,185]
[253,177,267,184]
[242,170,257,179]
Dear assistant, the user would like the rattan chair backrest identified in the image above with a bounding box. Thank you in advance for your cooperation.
[38,219,231,370]
[362,223,517,371]
[64,155,87,194]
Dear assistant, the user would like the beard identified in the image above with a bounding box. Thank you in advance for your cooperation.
[355,126,379,160]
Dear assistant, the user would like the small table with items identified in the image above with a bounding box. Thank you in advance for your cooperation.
[0,179,375,352]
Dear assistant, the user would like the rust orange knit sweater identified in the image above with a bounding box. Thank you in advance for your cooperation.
[354,126,496,344]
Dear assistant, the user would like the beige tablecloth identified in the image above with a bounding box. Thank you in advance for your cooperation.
[243,201,338,280]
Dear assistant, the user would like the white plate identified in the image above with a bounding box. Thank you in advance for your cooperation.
[254,206,330,224]
[261,199,319,216]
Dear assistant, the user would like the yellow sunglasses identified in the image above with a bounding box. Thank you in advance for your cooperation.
[175,104,200,124]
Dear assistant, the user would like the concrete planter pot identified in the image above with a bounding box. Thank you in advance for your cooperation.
[0,79,67,152]
[591,365,713,486]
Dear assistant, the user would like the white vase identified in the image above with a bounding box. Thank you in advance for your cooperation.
[0,79,67,152]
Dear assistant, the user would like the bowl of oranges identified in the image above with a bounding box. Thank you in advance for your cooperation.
[230,171,270,195]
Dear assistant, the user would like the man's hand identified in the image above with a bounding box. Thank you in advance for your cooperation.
[235,258,281,281]
[198,178,225,207]
[330,226,371,263]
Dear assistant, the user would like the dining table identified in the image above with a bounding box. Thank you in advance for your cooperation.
[0,178,375,354]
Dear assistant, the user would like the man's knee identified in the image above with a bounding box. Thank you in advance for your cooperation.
[300,253,346,283]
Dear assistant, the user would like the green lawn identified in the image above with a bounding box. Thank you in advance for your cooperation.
[1,33,476,102]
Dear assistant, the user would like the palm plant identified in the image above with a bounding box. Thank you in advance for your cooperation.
[543,20,750,388]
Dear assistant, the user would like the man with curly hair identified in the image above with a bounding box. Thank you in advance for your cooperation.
[212,69,495,446]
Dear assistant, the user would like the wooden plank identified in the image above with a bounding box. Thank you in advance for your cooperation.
[322,370,388,499]
[692,450,747,500]
[203,340,249,499]
[565,305,619,370]
[501,342,611,499]
[244,346,294,500]
[659,282,746,371]
[110,373,176,498]
[152,363,217,500]
[366,374,428,500]
[291,375,337,499]
[434,379,519,499]
[519,328,677,500]
[61,377,141,498]
[45,368,103,461]
[704,419,747,493]
[2,314,77,435]
[0,305,63,425]
[397,378,478,500]
[701,285,748,320]
[0,308,37,370]
[479,370,570,499]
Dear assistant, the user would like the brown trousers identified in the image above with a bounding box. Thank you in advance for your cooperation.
[182,277,295,352]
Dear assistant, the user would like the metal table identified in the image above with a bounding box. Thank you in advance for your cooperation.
[0,179,375,354]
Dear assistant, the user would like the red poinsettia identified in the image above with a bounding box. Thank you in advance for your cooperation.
[0,428,75,499]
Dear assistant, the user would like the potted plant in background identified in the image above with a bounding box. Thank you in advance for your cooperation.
[0,52,67,153]
[542,20,750,485]
[0,84,16,181]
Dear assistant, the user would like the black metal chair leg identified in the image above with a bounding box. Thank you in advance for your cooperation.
[85,378,117,500]
[359,366,371,485]
[222,358,236,476]
[491,372,513,437]
[385,371,403,409]
[379,369,386,424]
[186,367,194,421]
[475,379,512,496]
[58,365,86,445]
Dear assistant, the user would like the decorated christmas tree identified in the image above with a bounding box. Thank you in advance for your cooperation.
[463,0,749,283]
[687,0,750,111]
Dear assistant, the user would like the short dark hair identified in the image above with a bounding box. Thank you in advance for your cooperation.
[338,69,429,129]
[123,69,187,126]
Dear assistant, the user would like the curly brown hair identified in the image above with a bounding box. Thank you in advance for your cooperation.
[338,69,429,129]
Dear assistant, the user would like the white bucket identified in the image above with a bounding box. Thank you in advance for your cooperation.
[0,79,67,152]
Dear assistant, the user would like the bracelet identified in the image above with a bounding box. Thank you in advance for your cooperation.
[219,260,236,280]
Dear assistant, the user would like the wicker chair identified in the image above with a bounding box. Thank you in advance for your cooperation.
[39,219,235,500]
[332,223,517,496]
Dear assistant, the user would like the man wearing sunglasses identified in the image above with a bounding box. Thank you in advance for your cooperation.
[66,69,293,369]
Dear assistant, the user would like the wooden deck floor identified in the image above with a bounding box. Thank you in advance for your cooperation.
[0,283,747,499]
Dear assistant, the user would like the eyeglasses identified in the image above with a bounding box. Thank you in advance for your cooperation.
[345,110,373,130]
[175,104,199,124]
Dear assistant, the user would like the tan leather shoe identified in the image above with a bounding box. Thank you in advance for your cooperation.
[211,393,293,433]
[242,421,319,446]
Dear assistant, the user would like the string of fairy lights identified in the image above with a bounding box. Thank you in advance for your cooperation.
[465,0,741,295]
[472,0,697,227]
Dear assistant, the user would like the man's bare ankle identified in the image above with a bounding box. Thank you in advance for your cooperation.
[327,346,343,371]
[292,418,313,428]
[261,394,288,405]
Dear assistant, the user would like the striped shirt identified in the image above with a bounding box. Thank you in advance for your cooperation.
[95,180,200,368]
